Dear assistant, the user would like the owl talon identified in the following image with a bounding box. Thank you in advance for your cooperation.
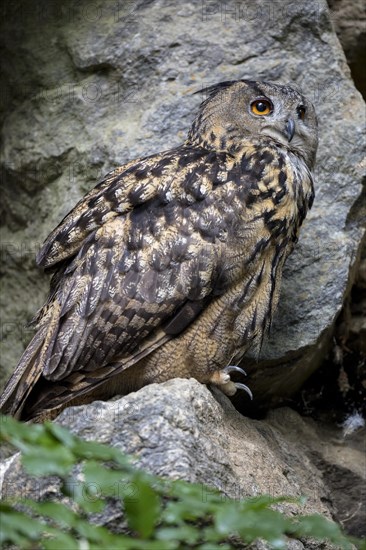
[234,382,253,400]
[224,365,247,377]
[209,368,252,398]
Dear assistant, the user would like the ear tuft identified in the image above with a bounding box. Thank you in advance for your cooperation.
[193,80,238,99]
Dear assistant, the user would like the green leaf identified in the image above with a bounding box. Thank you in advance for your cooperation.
[0,504,45,544]
[215,502,242,535]
[200,525,223,543]
[0,415,44,444]
[25,500,77,528]
[83,459,129,495]
[21,444,75,476]
[42,530,80,550]
[45,421,78,448]
[198,544,232,550]
[162,499,208,525]
[170,478,222,506]
[72,438,132,468]
[88,534,177,550]
[124,473,161,538]
[291,514,354,549]
[156,525,200,544]
[240,494,300,511]
[215,504,293,544]
[62,478,105,514]
[75,520,113,542]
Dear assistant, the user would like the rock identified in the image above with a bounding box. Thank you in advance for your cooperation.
[347,241,366,356]
[327,0,366,98]
[0,0,365,409]
[1,379,364,543]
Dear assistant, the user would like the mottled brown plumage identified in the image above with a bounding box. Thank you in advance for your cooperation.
[0,80,318,421]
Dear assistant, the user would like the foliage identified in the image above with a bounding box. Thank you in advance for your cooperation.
[0,415,363,550]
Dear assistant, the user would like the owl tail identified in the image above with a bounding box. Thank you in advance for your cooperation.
[0,304,61,419]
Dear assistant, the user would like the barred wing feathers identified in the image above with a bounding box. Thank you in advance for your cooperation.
[0,146,238,416]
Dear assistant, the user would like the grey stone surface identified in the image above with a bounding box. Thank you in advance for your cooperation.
[1,379,364,544]
[0,0,365,407]
[328,0,366,98]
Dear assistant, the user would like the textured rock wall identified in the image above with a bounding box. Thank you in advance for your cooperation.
[0,0,365,407]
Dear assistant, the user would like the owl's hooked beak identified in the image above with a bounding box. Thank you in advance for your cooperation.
[284,118,295,142]
[260,117,296,146]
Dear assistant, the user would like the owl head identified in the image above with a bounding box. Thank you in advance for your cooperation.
[187,80,318,170]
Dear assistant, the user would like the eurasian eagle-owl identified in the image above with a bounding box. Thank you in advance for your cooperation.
[0,79,318,421]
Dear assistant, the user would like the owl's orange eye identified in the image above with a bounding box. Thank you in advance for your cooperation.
[250,99,273,116]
